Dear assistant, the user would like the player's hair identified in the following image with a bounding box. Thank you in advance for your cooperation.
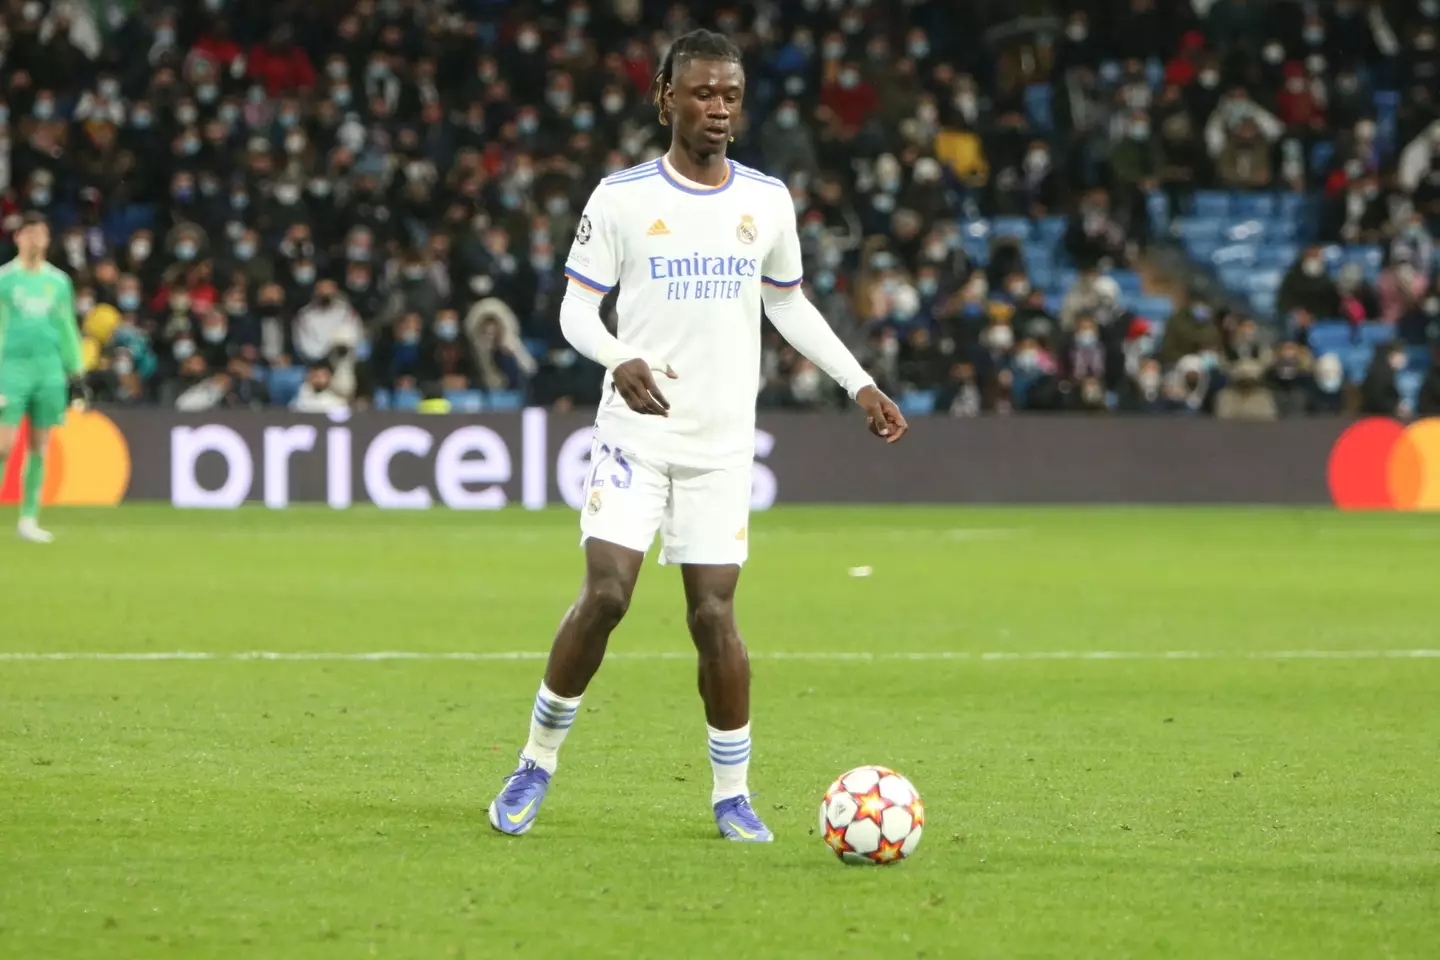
[651,29,744,126]
[20,211,48,229]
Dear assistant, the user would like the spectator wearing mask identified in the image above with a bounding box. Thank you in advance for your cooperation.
[1377,250,1429,324]
[292,279,362,399]
[423,308,481,392]
[1265,340,1313,417]
[1065,316,1106,384]
[1166,354,1212,416]
[760,100,818,180]
[1278,247,1341,322]
[1160,301,1221,366]
[1117,357,1169,414]
[935,361,983,417]
[1309,352,1349,415]
[292,362,349,413]
[1336,262,1380,325]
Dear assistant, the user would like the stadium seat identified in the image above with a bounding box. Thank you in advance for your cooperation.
[990,217,1031,241]
[1147,192,1171,230]
[1185,238,1223,263]
[1397,370,1423,408]
[1023,84,1054,133]
[1176,217,1224,243]
[1232,194,1277,219]
[898,390,937,417]
[1211,243,1259,267]
[1248,289,1277,315]
[1259,243,1299,268]
[1408,346,1432,371]
[267,366,307,407]
[1342,345,1374,383]
[444,389,486,413]
[1219,265,1252,291]
[392,388,421,412]
[1112,271,1143,297]
[1308,322,1354,355]
[372,388,392,411]
[1036,217,1068,246]
[1132,295,1174,320]
[1192,192,1231,219]
[1358,323,1398,347]
[488,390,525,412]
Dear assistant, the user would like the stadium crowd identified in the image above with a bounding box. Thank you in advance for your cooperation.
[3,0,1439,418]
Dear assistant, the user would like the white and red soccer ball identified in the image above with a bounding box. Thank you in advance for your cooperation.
[819,765,924,865]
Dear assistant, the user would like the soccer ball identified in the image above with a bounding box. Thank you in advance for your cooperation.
[819,765,924,865]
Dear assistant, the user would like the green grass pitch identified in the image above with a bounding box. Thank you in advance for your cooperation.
[2,506,1439,959]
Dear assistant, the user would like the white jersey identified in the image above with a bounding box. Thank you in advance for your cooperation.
[564,156,802,469]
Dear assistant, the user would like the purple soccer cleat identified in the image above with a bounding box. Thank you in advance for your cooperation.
[714,795,774,843]
[488,756,551,836]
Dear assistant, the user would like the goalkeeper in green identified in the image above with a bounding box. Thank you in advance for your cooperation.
[0,213,88,543]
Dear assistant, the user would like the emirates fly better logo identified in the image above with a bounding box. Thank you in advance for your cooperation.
[1328,417,1440,511]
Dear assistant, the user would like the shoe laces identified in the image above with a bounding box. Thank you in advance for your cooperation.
[499,757,543,805]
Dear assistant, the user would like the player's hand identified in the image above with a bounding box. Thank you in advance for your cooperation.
[856,385,907,444]
[613,357,677,417]
[67,377,91,413]
[0,393,6,412]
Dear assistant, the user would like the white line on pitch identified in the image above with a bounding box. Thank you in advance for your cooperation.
[1,650,1438,663]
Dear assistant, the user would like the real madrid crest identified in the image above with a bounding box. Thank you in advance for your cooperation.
[736,214,757,245]
[586,489,602,515]
[576,214,593,245]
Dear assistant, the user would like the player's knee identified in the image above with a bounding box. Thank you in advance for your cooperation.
[581,575,632,626]
[686,594,736,643]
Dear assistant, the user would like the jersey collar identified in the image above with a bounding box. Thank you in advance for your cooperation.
[656,157,735,196]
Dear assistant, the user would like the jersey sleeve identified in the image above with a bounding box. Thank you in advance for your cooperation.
[761,194,804,291]
[563,185,620,302]
[52,273,83,376]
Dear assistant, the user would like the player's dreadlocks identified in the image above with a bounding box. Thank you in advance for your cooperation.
[651,29,744,126]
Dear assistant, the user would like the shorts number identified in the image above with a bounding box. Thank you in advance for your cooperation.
[588,444,633,490]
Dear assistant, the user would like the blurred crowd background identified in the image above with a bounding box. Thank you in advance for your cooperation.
[4,0,1439,419]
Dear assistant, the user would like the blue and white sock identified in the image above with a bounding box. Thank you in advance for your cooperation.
[708,723,751,805]
[521,682,582,774]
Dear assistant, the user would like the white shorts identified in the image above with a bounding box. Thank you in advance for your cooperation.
[578,440,751,567]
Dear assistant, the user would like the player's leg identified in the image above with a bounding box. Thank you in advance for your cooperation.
[489,443,667,836]
[0,367,24,505]
[666,464,772,842]
[16,379,65,543]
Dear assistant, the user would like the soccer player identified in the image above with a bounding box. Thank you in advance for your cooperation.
[0,213,87,543]
[489,29,908,842]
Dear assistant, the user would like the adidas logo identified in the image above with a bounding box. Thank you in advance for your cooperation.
[647,219,670,236]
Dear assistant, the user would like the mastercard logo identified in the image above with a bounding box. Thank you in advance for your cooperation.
[1328,417,1440,511]
[0,410,131,506]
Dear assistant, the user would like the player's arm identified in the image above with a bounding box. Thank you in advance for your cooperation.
[559,185,676,416]
[53,274,90,409]
[760,204,907,442]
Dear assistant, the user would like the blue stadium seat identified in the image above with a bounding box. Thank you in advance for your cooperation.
[267,366,306,407]
[1246,269,1283,292]
[1211,243,1259,267]
[1359,323,1398,347]
[1147,192,1171,230]
[1132,295,1174,320]
[1260,243,1299,268]
[1342,345,1374,383]
[1343,245,1384,271]
[1310,141,1336,175]
[1308,322,1354,355]
[1232,194,1277,219]
[1036,217,1068,246]
[1408,346,1433,371]
[372,388,392,411]
[1024,84,1054,133]
[1397,370,1423,408]
[392,387,421,412]
[1051,268,1079,293]
[1185,238,1223,263]
[1218,265,1251,291]
[1192,192,1231,219]
[1044,294,1065,316]
[1177,217,1223,243]
[1029,266,1055,291]
[990,216,1031,241]
[488,390,524,412]
[1248,289,1277,315]
[962,237,990,266]
[445,389,485,413]
[523,337,549,360]
[898,390,937,417]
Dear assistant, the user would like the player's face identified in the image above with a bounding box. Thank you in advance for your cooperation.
[668,59,744,157]
[18,224,49,258]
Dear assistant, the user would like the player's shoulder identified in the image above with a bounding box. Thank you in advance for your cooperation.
[729,160,788,193]
[43,263,71,284]
[598,158,664,191]
[0,260,17,280]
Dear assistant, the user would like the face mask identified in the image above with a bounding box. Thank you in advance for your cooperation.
[909,40,930,59]
[226,301,247,317]
[565,37,583,57]
[573,110,594,131]
[1014,349,1039,371]
[173,340,196,360]
[823,41,846,60]
[286,133,306,154]
[346,245,371,262]
[1067,24,1087,42]
[175,184,195,202]
[315,292,335,307]
[29,188,51,207]
[197,85,219,104]
[518,115,539,135]
[838,71,860,90]
[113,356,134,376]
[545,196,569,217]
[294,267,316,284]
[1130,124,1150,140]
[1008,281,1030,298]
[1425,298,1440,316]
[202,326,227,344]
[175,242,198,261]
[399,330,421,346]
[119,291,141,310]
[548,90,572,111]
[99,79,121,100]
[602,94,624,115]
[918,277,938,297]
[518,31,540,53]
[34,101,54,120]
[76,297,95,316]
[776,107,798,129]
[235,241,256,261]
[1303,258,1324,277]
[841,17,862,35]
[1304,27,1325,45]
[435,320,459,341]
[404,266,426,281]
[276,186,300,205]
[1075,330,1098,348]
[1199,71,1219,89]
[1193,304,1213,321]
